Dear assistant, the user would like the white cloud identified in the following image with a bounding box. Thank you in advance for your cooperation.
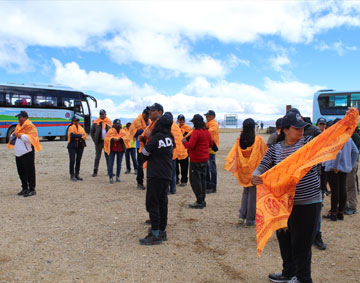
[315,40,357,56]
[269,54,291,72]
[0,39,32,72]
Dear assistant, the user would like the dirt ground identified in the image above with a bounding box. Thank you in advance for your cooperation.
[0,130,359,283]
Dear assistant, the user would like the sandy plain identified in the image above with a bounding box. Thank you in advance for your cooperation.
[0,130,359,283]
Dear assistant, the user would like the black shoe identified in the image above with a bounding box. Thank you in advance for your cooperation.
[70,175,77,181]
[109,177,114,184]
[137,184,145,190]
[145,219,151,225]
[17,189,28,196]
[75,175,83,181]
[268,272,293,282]
[125,170,130,174]
[189,202,205,209]
[24,190,36,197]
[202,201,206,207]
[313,232,326,250]
[139,233,163,245]
[147,228,168,241]
[337,213,344,220]
[206,188,216,194]
[116,177,120,182]
[92,170,98,177]
[179,182,187,187]
[323,213,337,221]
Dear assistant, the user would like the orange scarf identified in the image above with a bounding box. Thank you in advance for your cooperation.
[139,120,157,153]
[224,136,268,187]
[8,119,42,152]
[206,119,219,154]
[67,124,87,143]
[127,114,148,141]
[104,127,129,155]
[93,117,113,129]
[178,123,192,136]
[172,121,187,160]
[256,108,359,256]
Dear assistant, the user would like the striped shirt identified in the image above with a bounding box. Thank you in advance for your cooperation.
[255,136,321,205]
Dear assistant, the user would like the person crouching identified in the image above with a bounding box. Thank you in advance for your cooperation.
[139,113,174,245]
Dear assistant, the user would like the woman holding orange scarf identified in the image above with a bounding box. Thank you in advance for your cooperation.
[67,117,87,181]
[224,118,267,227]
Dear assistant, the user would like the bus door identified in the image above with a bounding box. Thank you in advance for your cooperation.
[74,101,91,133]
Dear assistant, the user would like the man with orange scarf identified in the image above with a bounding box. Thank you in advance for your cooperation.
[204,110,219,194]
[90,109,113,177]
[67,117,87,181]
[8,111,42,197]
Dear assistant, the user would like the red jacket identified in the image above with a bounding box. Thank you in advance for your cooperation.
[183,128,213,163]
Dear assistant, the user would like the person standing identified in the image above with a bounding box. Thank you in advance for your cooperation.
[91,109,113,177]
[176,114,192,186]
[8,111,42,197]
[204,110,219,194]
[67,117,87,181]
[183,114,213,209]
[104,119,129,184]
[124,122,138,175]
[224,118,268,227]
[267,118,282,147]
[139,113,174,245]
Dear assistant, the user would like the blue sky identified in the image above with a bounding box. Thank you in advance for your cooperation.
[1,1,360,121]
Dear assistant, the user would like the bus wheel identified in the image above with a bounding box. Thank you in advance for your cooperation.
[6,126,16,143]
[46,136,56,141]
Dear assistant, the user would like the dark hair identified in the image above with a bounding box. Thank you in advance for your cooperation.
[240,126,255,149]
[276,126,290,143]
[193,119,206,130]
[150,120,176,148]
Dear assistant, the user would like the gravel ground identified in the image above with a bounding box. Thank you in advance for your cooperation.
[0,131,359,282]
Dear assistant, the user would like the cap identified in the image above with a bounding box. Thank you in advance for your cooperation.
[72,116,80,122]
[281,111,308,128]
[177,114,185,120]
[126,122,131,127]
[316,117,326,125]
[149,103,164,113]
[204,110,216,117]
[275,118,283,129]
[243,118,255,129]
[157,113,173,129]
[113,119,121,126]
[99,109,106,115]
[164,111,173,119]
[190,114,204,123]
[287,108,301,115]
[15,111,28,118]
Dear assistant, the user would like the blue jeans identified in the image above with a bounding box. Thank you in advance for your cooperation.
[206,154,217,190]
[125,148,138,171]
[108,151,124,178]
[169,159,177,193]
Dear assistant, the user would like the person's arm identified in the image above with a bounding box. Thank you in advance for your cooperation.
[20,134,30,143]
[251,146,275,185]
[142,134,158,161]
[183,131,198,150]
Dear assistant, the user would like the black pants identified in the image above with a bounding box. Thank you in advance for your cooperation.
[189,162,207,204]
[68,147,84,176]
[327,171,347,213]
[146,178,170,231]
[136,151,144,185]
[320,166,328,193]
[93,141,109,172]
[176,157,189,183]
[276,202,321,283]
[16,150,36,191]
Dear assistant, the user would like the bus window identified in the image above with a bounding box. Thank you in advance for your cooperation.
[9,93,32,106]
[34,95,58,107]
[318,94,348,115]
[0,92,5,106]
[61,97,75,108]
[350,93,360,110]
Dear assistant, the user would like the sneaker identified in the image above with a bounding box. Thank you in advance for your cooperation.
[238,218,245,224]
[109,177,114,184]
[268,272,293,282]
[116,177,120,182]
[70,175,77,181]
[75,175,83,181]
[179,182,187,187]
[313,232,326,250]
[323,213,337,221]
[206,188,216,194]
[139,233,162,245]
[189,202,205,209]
[245,221,256,227]
[344,208,357,215]
[147,228,168,241]
[125,170,130,174]
[337,213,344,220]
[24,190,36,197]
[137,184,145,190]
[17,189,28,196]
[289,277,300,283]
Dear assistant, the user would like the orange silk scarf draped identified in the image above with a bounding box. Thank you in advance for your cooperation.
[178,123,192,136]
[104,128,129,155]
[8,119,42,152]
[93,117,113,128]
[256,108,359,256]
[172,121,186,160]
[67,124,87,143]
[127,114,147,141]
[224,136,268,187]
[206,119,219,154]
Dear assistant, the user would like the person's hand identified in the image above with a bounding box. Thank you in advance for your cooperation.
[17,134,22,139]
[182,137,187,143]
[251,174,263,185]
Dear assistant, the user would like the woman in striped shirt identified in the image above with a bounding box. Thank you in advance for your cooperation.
[252,110,321,283]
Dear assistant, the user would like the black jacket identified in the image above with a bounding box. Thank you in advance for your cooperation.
[90,122,111,144]
[142,132,173,181]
